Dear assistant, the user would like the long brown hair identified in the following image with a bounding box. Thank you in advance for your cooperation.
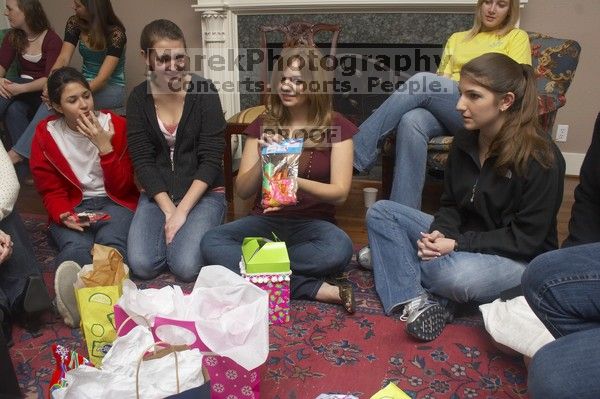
[7,0,51,54]
[77,0,124,51]
[466,0,520,39]
[460,52,554,176]
[264,47,333,148]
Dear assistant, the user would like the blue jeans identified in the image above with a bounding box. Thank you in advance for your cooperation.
[0,78,42,148]
[49,196,134,267]
[523,243,600,399]
[353,72,465,208]
[12,83,125,159]
[200,215,353,300]
[127,192,227,282]
[366,200,526,314]
[0,211,42,312]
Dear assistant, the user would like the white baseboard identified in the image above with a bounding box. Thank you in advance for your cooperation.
[562,152,585,176]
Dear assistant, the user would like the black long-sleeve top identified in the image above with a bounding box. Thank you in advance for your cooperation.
[430,130,566,262]
[126,75,226,203]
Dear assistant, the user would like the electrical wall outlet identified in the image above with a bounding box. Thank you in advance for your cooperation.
[555,124,569,142]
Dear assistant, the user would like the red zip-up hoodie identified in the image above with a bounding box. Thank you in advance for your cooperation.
[30,111,139,224]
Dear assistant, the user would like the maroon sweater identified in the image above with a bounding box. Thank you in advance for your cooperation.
[0,30,62,79]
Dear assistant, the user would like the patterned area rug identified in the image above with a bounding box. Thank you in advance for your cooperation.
[10,214,529,399]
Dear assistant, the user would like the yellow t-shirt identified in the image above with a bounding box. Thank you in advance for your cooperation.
[437,28,532,81]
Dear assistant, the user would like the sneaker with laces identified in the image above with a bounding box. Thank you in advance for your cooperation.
[356,245,372,270]
[401,294,451,341]
[54,261,82,328]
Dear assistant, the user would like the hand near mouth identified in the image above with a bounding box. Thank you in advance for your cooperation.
[76,112,115,155]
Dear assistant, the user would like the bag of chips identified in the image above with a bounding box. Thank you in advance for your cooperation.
[261,138,303,208]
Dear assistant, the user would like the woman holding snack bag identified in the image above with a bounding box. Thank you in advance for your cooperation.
[126,20,227,282]
[30,66,138,269]
[201,46,359,313]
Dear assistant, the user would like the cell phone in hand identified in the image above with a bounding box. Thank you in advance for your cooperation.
[76,211,111,223]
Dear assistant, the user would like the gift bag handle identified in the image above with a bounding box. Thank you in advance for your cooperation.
[135,341,188,399]
[152,316,207,350]
[117,314,150,336]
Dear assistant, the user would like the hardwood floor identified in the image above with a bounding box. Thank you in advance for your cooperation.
[18,176,578,246]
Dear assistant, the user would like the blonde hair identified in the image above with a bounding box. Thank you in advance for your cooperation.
[460,53,554,176]
[466,0,520,39]
[263,47,333,148]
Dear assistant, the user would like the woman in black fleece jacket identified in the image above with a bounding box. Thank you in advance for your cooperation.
[366,53,565,341]
[126,20,226,282]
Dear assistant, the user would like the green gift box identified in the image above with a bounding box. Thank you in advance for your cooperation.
[241,237,290,274]
[241,237,291,325]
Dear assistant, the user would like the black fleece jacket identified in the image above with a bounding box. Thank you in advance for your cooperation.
[563,112,600,248]
[430,129,566,262]
[126,75,226,203]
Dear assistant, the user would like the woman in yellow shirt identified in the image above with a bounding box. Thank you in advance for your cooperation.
[353,0,531,210]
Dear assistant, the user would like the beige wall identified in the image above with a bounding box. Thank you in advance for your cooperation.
[42,0,203,95]
[521,0,600,156]
[42,1,598,158]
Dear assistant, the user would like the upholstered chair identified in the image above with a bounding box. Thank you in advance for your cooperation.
[380,32,581,198]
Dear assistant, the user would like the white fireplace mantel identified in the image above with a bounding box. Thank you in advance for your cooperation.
[192,0,527,14]
[191,0,528,117]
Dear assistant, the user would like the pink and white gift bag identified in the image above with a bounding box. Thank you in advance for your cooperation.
[240,260,291,325]
[113,266,269,399]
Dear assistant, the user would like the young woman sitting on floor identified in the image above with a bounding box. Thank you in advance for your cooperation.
[126,19,227,282]
[29,67,138,327]
[30,66,138,267]
[201,47,359,313]
[366,53,565,341]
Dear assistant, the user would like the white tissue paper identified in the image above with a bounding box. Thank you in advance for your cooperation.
[191,265,269,370]
[480,296,555,358]
[116,265,269,371]
[119,279,180,323]
[51,326,205,399]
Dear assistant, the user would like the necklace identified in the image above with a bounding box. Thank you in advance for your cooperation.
[27,32,42,42]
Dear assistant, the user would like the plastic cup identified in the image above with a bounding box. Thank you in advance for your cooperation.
[363,187,378,208]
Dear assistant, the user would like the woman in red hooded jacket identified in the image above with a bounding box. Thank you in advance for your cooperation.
[30,67,138,268]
